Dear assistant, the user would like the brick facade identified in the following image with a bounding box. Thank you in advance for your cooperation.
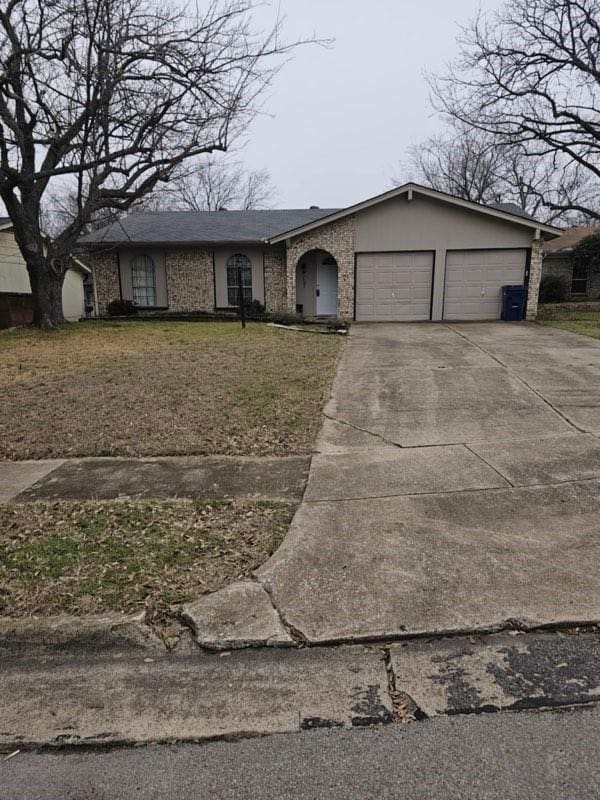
[89,247,214,315]
[263,247,287,312]
[525,238,544,320]
[285,216,355,320]
[165,248,214,312]
[90,250,120,315]
[543,254,600,300]
[542,255,572,293]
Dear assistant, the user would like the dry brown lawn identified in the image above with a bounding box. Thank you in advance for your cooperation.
[0,499,294,621]
[0,320,342,460]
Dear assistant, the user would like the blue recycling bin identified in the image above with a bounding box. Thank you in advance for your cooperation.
[501,285,526,321]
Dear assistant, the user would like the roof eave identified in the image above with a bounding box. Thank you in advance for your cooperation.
[70,255,92,274]
[80,238,272,248]
[267,183,563,244]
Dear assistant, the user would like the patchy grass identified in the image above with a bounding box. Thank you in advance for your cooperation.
[0,320,342,459]
[539,310,600,341]
[0,499,294,620]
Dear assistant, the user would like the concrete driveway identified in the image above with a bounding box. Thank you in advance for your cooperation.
[257,322,600,643]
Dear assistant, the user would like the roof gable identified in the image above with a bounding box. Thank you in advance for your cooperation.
[267,183,562,243]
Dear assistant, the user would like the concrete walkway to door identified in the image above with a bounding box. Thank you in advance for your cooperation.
[254,322,600,644]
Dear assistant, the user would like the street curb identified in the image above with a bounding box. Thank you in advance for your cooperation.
[0,612,164,656]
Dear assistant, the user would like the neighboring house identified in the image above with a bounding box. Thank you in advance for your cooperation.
[542,226,600,299]
[0,217,90,328]
[80,183,561,323]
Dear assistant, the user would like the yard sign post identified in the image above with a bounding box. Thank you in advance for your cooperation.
[237,264,246,329]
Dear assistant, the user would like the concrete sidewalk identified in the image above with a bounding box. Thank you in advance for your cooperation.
[0,455,310,502]
[2,625,600,750]
[189,322,600,647]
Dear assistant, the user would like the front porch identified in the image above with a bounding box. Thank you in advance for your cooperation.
[294,249,339,319]
[283,215,356,321]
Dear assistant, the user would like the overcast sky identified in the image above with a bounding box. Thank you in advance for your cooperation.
[241,0,503,209]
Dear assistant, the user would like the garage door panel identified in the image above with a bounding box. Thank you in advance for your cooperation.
[444,248,527,321]
[356,251,434,322]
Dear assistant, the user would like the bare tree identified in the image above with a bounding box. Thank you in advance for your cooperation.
[399,125,505,204]
[429,0,600,221]
[0,0,301,327]
[152,157,276,211]
[398,123,595,224]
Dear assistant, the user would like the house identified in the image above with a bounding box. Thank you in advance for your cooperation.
[0,217,91,328]
[80,183,561,323]
[542,226,600,299]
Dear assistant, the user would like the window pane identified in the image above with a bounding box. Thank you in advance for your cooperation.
[131,255,156,306]
[226,254,252,305]
[572,262,588,294]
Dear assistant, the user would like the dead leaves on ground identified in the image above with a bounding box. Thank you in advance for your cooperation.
[0,499,295,622]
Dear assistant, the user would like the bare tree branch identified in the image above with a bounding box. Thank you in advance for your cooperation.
[141,157,277,211]
[0,0,309,326]
[397,121,597,225]
[428,0,600,221]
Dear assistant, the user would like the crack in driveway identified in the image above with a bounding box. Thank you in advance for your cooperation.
[443,323,585,434]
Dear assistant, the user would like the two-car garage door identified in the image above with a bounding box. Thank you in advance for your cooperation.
[355,249,527,321]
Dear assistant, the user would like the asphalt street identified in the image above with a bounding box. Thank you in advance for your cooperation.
[3,705,600,800]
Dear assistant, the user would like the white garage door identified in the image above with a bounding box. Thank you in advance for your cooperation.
[443,249,527,321]
[356,251,434,321]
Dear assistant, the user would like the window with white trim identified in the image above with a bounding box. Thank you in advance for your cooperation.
[227,254,252,306]
[131,255,156,306]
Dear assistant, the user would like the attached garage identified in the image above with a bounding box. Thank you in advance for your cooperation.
[266,182,562,322]
[355,251,433,321]
[443,248,528,321]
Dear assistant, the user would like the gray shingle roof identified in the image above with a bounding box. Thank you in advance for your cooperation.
[488,202,535,220]
[80,209,339,246]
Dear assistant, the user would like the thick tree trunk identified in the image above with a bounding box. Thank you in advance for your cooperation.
[27,258,66,328]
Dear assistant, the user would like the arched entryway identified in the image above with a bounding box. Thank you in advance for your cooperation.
[295,249,338,318]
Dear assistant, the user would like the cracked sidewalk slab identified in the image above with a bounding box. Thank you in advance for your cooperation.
[182,581,293,650]
[13,455,310,502]
[389,629,600,717]
[0,645,393,748]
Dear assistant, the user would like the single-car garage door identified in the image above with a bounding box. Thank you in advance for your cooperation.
[356,251,434,321]
[443,248,527,321]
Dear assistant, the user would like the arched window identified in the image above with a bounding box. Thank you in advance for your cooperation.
[227,254,252,306]
[131,255,156,306]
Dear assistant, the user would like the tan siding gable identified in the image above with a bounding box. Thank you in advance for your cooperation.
[0,230,30,294]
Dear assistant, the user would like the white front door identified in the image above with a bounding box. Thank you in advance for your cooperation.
[316,261,338,316]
